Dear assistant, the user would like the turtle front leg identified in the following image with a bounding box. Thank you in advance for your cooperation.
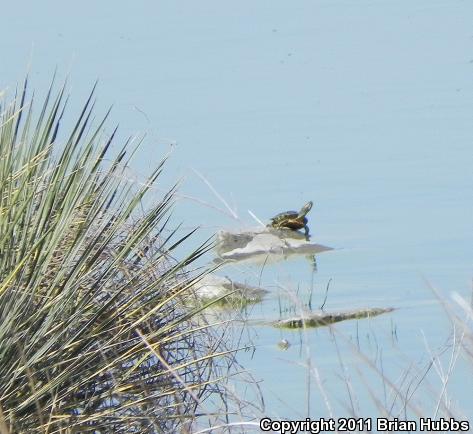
[304,225,310,240]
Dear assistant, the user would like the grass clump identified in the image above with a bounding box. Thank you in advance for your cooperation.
[0,77,244,433]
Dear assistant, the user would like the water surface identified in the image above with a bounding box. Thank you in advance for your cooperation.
[2,0,472,423]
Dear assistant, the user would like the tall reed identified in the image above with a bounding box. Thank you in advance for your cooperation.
[0,77,243,433]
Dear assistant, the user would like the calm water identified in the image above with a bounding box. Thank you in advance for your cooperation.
[3,0,472,424]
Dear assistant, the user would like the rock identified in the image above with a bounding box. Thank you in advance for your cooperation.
[192,273,268,305]
[272,307,395,329]
[277,339,290,350]
[214,228,333,264]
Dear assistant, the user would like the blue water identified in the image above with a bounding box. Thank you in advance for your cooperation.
[2,0,472,424]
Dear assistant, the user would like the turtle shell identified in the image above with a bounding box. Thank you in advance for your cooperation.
[270,210,298,224]
[270,212,307,230]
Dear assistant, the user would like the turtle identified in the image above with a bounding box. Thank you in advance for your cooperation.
[268,201,313,237]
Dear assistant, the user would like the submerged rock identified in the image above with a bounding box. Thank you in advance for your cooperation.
[272,307,395,329]
[214,228,333,264]
[277,338,290,350]
[192,273,268,305]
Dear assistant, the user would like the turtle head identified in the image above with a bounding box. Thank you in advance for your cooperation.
[299,201,313,217]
